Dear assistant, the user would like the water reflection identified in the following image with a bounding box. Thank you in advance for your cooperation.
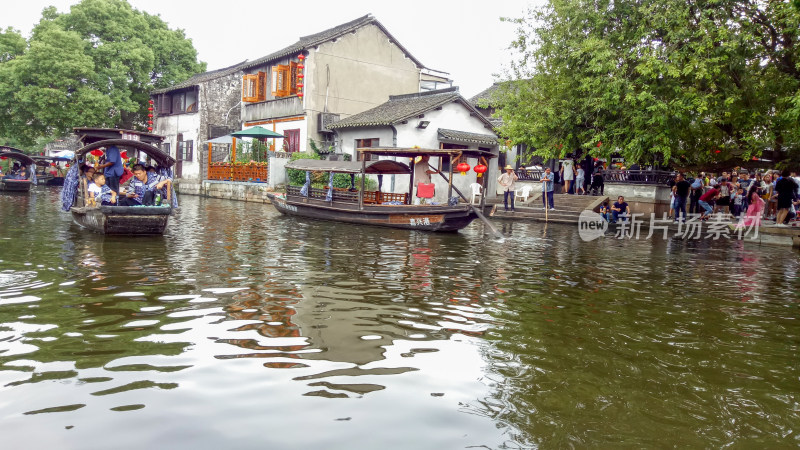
[0,189,798,448]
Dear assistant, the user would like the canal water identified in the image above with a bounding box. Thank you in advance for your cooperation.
[1,188,798,448]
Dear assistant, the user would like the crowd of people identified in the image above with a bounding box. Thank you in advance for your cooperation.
[668,169,800,226]
[79,145,172,207]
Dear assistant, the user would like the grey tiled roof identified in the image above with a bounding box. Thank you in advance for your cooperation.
[469,83,501,106]
[328,87,496,130]
[151,61,248,94]
[242,14,426,70]
[437,128,498,146]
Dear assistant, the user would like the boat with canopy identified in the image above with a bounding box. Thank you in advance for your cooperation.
[31,155,71,186]
[267,147,500,234]
[60,128,177,235]
[0,147,37,192]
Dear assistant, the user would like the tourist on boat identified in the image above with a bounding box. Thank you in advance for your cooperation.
[95,145,123,193]
[497,165,518,212]
[88,173,117,206]
[414,155,438,205]
[541,167,555,210]
[119,164,171,206]
[610,196,630,223]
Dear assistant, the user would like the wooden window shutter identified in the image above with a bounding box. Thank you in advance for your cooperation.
[275,64,289,97]
[257,71,267,101]
[271,66,279,97]
[289,62,298,95]
[158,94,171,114]
[242,74,258,102]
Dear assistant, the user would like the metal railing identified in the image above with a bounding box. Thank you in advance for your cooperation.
[602,169,674,185]
[514,169,674,185]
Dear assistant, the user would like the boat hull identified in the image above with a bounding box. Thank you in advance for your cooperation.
[46,177,65,186]
[70,206,172,235]
[268,193,477,232]
[0,180,32,192]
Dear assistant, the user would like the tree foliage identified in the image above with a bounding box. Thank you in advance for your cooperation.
[0,0,205,146]
[492,0,800,167]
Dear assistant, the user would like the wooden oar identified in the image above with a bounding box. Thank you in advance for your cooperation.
[430,165,504,239]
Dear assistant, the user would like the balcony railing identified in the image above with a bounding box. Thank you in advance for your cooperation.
[208,163,268,182]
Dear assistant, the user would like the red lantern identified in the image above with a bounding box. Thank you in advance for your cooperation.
[597,141,602,147]
[298,92,304,98]
[0,156,6,160]
[297,73,304,79]
[121,151,128,159]
[90,149,104,157]
[473,164,487,178]
[148,106,154,111]
[297,82,304,89]
[456,162,471,175]
[148,127,153,132]
[148,99,154,104]
[298,54,305,61]
[50,162,56,167]
[65,163,70,168]
[297,64,304,70]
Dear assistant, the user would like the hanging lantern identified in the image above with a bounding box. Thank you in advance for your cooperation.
[0,156,6,160]
[90,149,104,157]
[50,162,56,167]
[297,63,304,70]
[473,164,487,178]
[597,141,602,147]
[297,73,304,79]
[298,53,305,61]
[148,113,153,118]
[456,162,471,175]
[148,127,153,132]
[296,82,304,89]
[120,150,128,159]
[148,106,154,111]
[297,93,304,99]
[148,99,154,104]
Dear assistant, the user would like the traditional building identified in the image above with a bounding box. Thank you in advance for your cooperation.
[327,87,500,202]
[151,61,246,180]
[238,14,448,156]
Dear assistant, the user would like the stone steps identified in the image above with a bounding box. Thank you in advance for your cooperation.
[489,193,607,223]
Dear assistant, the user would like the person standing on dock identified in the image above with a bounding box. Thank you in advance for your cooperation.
[498,165,518,212]
[674,173,691,222]
[541,167,555,210]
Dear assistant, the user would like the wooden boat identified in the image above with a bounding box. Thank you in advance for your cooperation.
[62,128,177,235]
[0,147,36,192]
[268,147,497,232]
[31,155,71,186]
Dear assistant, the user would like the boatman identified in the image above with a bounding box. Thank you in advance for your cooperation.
[541,167,555,210]
[498,165,518,212]
[96,145,124,193]
[414,155,438,205]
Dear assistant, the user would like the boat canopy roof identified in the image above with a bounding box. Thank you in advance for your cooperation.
[32,155,71,165]
[74,138,175,168]
[286,158,411,174]
[356,146,497,159]
[0,147,35,166]
[74,127,164,146]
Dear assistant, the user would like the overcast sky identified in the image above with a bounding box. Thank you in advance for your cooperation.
[2,0,540,98]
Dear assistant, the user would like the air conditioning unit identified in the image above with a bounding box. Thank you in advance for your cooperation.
[317,113,340,133]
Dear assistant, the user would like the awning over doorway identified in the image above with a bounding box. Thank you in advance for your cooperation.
[437,128,498,146]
